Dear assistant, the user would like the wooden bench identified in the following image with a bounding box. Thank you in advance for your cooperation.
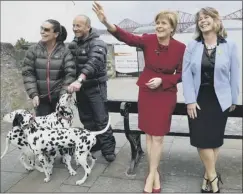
[107,100,243,176]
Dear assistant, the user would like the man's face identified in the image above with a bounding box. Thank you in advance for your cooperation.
[73,16,90,38]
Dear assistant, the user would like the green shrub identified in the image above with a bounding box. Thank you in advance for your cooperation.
[15,38,29,50]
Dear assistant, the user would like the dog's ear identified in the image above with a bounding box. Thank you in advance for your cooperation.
[12,113,23,127]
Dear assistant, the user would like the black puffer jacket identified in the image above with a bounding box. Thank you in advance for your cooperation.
[68,29,108,85]
[22,41,76,100]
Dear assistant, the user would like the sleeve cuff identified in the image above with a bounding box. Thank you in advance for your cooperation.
[30,93,38,99]
[80,69,89,77]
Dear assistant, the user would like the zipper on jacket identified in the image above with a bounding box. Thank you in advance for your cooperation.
[46,45,57,102]
[47,57,51,102]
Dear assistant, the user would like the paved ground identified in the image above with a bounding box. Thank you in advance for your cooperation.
[1,78,242,193]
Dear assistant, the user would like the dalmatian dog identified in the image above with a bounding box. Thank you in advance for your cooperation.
[2,93,77,127]
[1,93,78,175]
[1,114,44,173]
[12,112,111,185]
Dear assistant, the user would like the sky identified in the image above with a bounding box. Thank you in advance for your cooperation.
[1,1,242,44]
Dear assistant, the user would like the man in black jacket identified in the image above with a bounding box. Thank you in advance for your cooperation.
[68,15,116,162]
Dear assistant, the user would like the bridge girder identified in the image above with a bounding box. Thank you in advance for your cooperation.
[97,9,242,35]
[222,9,242,20]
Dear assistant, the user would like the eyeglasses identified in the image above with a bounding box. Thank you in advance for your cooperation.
[40,26,52,32]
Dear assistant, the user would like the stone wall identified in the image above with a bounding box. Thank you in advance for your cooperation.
[0,42,116,116]
[1,43,33,117]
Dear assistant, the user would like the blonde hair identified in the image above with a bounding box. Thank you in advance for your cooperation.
[194,7,227,39]
[154,11,178,36]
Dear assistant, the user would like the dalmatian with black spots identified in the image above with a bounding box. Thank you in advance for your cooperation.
[1,93,78,175]
[12,112,111,185]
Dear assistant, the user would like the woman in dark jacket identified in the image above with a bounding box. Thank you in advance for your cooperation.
[22,19,76,116]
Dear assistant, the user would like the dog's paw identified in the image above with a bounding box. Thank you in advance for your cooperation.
[44,177,50,183]
[69,170,77,176]
[76,180,85,185]
[25,166,34,171]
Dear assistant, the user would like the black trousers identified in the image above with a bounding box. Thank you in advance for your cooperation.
[35,97,59,116]
[76,82,116,155]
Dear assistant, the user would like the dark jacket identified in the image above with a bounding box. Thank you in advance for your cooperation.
[22,41,76,100]
[68,29,108,86]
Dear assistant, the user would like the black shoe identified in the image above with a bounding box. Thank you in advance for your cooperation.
[210,173,223,193]
[103,154,116,162]
[201,177,212,193]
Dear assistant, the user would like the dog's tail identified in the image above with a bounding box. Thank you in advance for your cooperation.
[1,137,10,159]
[91,116,111,136]
[2,109,26,123]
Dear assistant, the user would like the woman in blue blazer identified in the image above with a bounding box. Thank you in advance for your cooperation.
[182,7,240,193]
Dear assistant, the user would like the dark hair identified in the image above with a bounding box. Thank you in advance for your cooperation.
[46,19,67,42]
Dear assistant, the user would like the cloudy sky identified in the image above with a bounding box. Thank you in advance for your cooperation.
[1,1,242,44]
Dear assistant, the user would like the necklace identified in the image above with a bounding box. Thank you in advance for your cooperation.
[205,43,217,50]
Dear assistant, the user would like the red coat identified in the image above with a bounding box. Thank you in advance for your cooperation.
[111,26,186,136]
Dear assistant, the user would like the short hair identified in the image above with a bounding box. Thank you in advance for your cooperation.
[77,14,91,27]
[194,7,227,39]
[154,11,178,36]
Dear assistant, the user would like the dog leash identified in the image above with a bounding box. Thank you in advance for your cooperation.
[33,94,73,121]
[38,80,64,99]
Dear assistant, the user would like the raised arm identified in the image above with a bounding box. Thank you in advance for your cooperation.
[92,1,145,48]
[22,45,39,99]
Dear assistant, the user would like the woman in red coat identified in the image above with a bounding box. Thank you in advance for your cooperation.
[93,2,186,193]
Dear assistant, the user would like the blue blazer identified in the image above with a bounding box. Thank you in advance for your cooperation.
[182,38,240,112]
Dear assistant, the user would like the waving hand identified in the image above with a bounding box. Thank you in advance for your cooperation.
[92,1,107,24]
